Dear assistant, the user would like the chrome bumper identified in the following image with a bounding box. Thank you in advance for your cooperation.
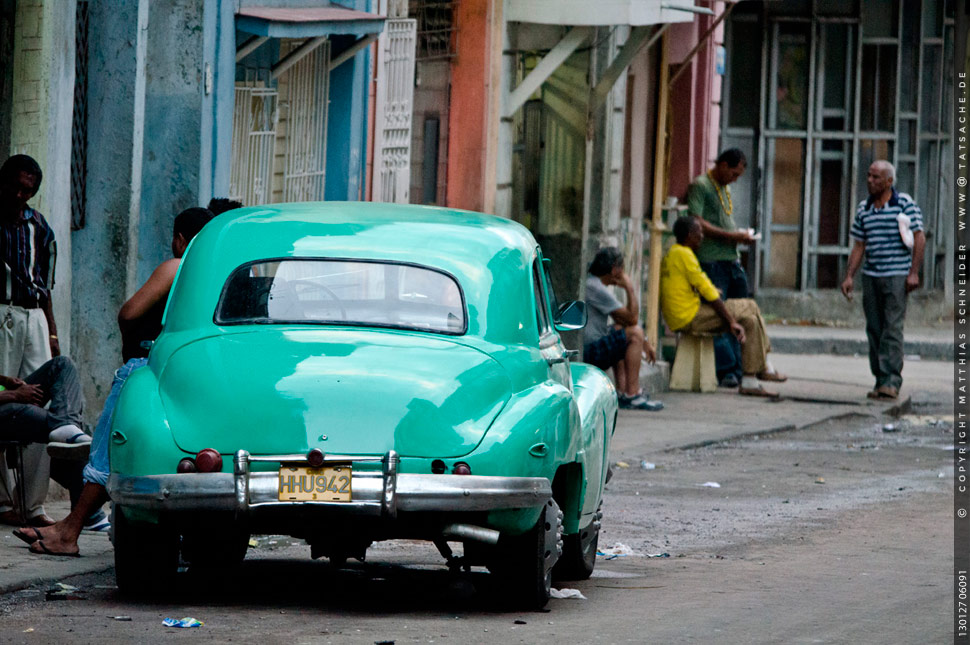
[106,449,551,517]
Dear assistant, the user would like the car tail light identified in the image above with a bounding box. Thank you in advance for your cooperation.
[431,459,447,474]
[452,462,471,475]
[307,448,325,468]
[195,448,223,473]
[177,458,197,473]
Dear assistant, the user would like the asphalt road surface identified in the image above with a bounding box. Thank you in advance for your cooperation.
[0,410,952,644]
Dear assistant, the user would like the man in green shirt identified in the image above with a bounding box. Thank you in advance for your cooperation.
[687,149,774,388]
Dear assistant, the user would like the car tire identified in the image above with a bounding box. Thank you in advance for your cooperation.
[553,500,602,581]
[492,498,563,609]
[112,504,179,596]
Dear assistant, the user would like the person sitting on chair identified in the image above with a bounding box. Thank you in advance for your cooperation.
[660,216,786,397]
[583,247,663,411]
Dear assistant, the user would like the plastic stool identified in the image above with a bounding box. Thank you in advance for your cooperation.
[669,333,718,393]
[0,440,30,525]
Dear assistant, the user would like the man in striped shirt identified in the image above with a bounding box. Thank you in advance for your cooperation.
[0,154,61,526]
[841,160,925,400]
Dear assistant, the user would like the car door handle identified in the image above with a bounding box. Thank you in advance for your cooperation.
[546,349,579,365]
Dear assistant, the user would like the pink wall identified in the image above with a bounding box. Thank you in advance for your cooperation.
[666,6,725,201]
[445,0,491,212]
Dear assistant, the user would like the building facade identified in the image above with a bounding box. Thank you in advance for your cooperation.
[720,0,954,321]
[0,0,382,413]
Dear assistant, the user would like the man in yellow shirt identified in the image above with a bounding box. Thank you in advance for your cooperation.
[660,216,784,397]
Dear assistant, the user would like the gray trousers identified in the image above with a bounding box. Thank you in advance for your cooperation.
[0,356,84,442]
[862,274,908,390]
[0,356,86,510]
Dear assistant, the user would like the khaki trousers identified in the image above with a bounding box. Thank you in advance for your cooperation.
[0,303,52,517]
[679,299,771,376]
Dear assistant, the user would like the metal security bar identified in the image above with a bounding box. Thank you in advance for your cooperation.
[70,0,89,231]
[282,40,330,203]
[373,19,417,203]
[722,0,954,293]
[229,85,279,206]
[410,0,456,61]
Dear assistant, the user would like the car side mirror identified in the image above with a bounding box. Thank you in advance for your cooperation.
[554,300,587,331]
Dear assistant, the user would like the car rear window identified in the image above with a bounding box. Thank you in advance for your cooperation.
[216,259,466,334]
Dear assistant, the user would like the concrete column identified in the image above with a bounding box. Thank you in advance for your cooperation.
[9,0,76,353]
[71,0,148,414]
[201,0,237,203]
[137,0,205,283]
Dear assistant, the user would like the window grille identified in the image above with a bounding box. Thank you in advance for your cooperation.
[229,85,279,206]
[409,0,456,61]
[282,40,330,202]
[70,0,89,230]
[373,19,416,203]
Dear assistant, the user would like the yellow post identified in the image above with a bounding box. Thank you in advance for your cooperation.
[645,33,670,349]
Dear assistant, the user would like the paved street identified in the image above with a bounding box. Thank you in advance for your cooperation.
[0,351,953,644]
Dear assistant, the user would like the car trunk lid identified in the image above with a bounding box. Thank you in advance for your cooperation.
[159,328,511,458]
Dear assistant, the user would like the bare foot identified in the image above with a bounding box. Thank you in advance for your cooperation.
[27,529,80,557]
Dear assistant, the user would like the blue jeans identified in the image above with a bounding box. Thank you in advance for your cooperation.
[699,260,748,381]
[82,358,148,486]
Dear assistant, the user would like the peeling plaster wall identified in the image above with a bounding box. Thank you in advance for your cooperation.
[71,0,148,413]
[10,0,75,354]
[136,0,205,285]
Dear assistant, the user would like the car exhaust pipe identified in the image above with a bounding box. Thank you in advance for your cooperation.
[441,523,500,545]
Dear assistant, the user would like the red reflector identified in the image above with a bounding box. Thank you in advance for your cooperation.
[452,462,471,475]
[177,458,197,473]
[195,448,223,473]
[307,448,325,468]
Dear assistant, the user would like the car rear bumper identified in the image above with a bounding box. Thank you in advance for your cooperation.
[106,449,552,517]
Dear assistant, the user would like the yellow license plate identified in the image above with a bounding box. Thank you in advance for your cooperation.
[278,465,352,502]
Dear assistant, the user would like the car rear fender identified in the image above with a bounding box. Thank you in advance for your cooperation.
[569,362,618,527]
[464,380,577,479]
[108,367,186,479]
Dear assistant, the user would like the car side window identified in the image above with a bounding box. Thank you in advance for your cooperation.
[532,258,552,338]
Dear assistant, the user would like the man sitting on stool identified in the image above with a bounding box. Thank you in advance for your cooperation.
[660,217,786,397]
[583,247,663,411]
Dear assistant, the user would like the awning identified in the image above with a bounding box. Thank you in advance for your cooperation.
[505,0,709,26]
[237,5,386,38]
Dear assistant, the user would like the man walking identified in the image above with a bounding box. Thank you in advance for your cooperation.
[0,154,60,526]
[841,160,925,400]
[583,247,663,411]
[687,148,762,388]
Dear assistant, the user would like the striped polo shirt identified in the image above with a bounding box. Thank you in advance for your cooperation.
[849,188,923,277]
[0,207,56,307]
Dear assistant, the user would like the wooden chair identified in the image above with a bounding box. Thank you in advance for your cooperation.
[669,333,718,393]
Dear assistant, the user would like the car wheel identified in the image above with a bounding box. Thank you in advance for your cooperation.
[553,500,602,581]
[492,498,563,609]
[112,504,179,596]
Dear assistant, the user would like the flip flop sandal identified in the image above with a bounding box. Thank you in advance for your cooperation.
[13,526,43,545]
[757,371,788,383]
[738,386,780,399]
[30,540,80,558]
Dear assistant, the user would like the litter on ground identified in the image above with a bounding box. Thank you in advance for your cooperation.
[550,588,587,600]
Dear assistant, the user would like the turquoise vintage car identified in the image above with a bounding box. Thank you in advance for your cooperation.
[106,202,617,607]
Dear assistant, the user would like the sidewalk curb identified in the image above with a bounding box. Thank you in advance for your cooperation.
[769,336,952,361]
[665,410,880,453]
[0,557,114,595]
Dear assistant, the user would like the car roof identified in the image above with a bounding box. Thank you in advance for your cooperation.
[163,202,543,344]
[195,202,539,271]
